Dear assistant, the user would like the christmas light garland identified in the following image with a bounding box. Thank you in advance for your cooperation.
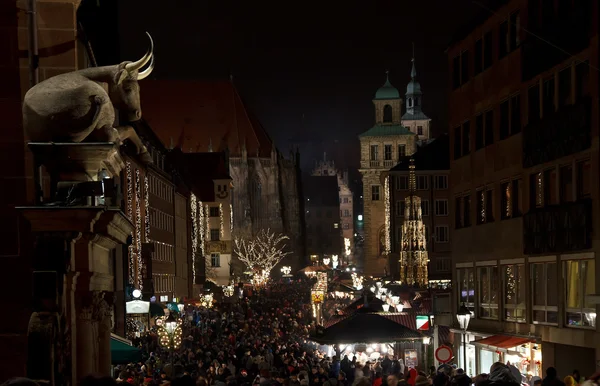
[219,203,224,238]
[190,193,198,284]
[384,176,391,255]
[230,203,234,233]
[205,205,210,240]
[198,200,205,259]
[126,161,134,284]
[144,176,150,240]
[135,169,143,291]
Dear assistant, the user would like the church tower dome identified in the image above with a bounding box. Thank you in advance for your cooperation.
[374,72,401,100]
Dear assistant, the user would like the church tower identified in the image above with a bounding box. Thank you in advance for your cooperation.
[401,54,431,141]
[358,72,417,276]
[399,159,429,286]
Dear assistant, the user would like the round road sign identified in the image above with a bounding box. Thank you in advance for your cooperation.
[435,345,453,363]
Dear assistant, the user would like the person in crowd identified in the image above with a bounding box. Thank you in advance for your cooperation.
[573,372,581,385]
[543,368,566,386]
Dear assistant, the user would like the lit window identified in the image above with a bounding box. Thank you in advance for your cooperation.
[478,266,499,319]
[564,259,596,328]
[503,264,526,322]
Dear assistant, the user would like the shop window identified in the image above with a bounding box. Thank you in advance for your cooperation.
[564,259,596,328]
[457,267,475,312]
[531,262,558,325]
[503,264,526,322]
[478,266,499,319]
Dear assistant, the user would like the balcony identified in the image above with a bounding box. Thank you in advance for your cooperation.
[521,8,591,81]
[523,199,592,255]
[383,160,395,168]
[522,97,591,168]
[370,160,381,168]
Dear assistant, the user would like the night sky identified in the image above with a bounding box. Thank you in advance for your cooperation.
[115,0,491,174]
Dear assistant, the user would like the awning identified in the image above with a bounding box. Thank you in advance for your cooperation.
[471,335,534,351]
[111,336,142,364]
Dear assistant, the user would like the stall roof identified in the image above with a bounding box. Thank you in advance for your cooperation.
[471,335,534,350]
[312,311,423,344]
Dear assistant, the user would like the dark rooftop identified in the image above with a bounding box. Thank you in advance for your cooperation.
[303,176,339,207]
[390,134,450,172]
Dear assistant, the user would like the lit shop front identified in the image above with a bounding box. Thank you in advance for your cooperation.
[456,332,542,378]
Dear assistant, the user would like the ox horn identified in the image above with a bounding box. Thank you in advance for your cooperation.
[125,31,154,72]
[137,55,154,80]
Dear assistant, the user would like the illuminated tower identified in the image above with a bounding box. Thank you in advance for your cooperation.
[399,159,428,286]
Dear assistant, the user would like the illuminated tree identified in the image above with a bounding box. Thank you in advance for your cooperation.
[234,228,292,285]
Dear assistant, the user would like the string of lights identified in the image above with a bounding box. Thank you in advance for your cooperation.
[190,193,198,285]
[230,203,234,233]
[144,176,150,241]
[219,203,224,238]
[198,200,205,259]
[135,169,143,291]
[205,205,210,240]
[384,176,391,255]
[126,161,134,284]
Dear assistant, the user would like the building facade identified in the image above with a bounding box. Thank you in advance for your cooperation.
[304,176,343,261]
[140,80,306,273]
[359,67,433,275]
[448,0,599,377]
[312,153,355,264]
[388,136,451,285]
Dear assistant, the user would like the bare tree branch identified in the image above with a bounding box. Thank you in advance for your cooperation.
[234,228,292,285]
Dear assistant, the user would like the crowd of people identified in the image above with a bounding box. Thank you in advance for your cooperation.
[3,278,600,386]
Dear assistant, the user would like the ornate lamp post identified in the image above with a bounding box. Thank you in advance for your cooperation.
[158,313,182,376]
[456,303,471,371]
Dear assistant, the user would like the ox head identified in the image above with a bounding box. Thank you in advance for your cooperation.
[110,32,154,122]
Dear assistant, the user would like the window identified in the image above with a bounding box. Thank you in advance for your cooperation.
[503,264,526,322]
[452,55,461,89]
[417,126,423,135]
[435,199,448,216]
[500,182,510,220]
[460,50,469,85]
[384,144,393,160]
[396,176,408,190]
[209,206,219,217]
[475,114,484,150]
[396,201,405,217]
[414,97,420,107]
[371,185,380,201]
[486,189,494,222]
[434,176,448,190]
[543,76,556,116]
[383,105,393,123]
[463,194,471,227]
[343,223,349,229]
[210,229,220,241]
[211,253,221,267]
[531,262,558,324]
[530,172,544,208]
[478,266,499,319]
[421,200,429,216]
[435,258,451,272]
[509,12,520,51]
[498,21,508,58]
[558,66,572,108]
[511,179,521,216]
[398,144,406,158]
[435,225,449,243]
[485,110,494,145]
[457,267,475,311]
[462,121,470,156]
[510,94,521,134]
[543,168,557,205]
[559,165,573,202]
[499,100,509,139]
[370,145,379,161]
[483,31,493,69]
[575,61,590,103]
[528,84,540,124]
[343,197,349,203]
[344,209,350,217]
[453,126,462,160]
[576,159,591,198]
[564,259,596,328]
[455,197,463,228]
[416,176,428,190]
[474,39,483,75]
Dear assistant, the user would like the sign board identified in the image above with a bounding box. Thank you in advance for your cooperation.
[126,300,150,314]
[404,349,418,368]
[435,345,453,363]
[416,315,430,330]
[311,290,325,304]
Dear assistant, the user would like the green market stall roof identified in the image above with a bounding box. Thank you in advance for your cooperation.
[311,309,423,345]
[110,335,142,364]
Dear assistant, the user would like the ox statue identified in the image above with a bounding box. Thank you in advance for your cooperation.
[23,32,155,163]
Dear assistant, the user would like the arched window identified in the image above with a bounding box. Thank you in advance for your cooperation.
[250,176,262,223]
[383,105,393,123]
[415,97,420,107]
[408,98,413,107]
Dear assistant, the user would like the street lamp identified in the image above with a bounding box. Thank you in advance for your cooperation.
[456,303,471,371]
[158,313,182,377]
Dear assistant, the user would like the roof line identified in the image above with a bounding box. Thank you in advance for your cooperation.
[232,85,261,155]
[230,78,241,153]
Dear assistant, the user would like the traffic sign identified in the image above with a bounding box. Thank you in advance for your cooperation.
[435,345,453,363]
